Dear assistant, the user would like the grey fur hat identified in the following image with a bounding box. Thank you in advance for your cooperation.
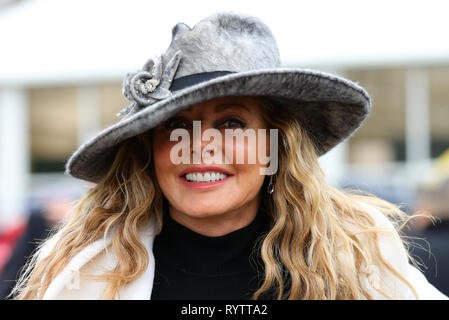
[66,12,371,183]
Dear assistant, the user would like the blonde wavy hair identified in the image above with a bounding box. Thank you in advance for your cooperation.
[13,97,418,300]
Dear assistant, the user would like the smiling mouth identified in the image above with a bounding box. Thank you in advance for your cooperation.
[183,171,229,183]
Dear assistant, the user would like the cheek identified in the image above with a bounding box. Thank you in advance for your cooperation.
[230,132,269,167]
[153,141,170,165]
[233,163,266,200]
[152,133,176,179]
[232,135,267,187]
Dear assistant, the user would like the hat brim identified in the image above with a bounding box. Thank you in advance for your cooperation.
[65,68,370,183]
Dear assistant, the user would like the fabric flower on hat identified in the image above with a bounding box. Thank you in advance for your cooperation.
[117,50,182,117]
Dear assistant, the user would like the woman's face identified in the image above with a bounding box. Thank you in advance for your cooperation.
[152,96,270,233]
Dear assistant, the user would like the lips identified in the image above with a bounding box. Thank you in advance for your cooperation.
[179,166,233,177]
[178,166,233,189]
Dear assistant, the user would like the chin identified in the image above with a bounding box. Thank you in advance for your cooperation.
[180,203,230,218]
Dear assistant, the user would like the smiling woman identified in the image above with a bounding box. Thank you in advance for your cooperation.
[152,96,269,237]
[10,12,447,300]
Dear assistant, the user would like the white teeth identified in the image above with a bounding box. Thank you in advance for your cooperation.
[184,171,229,183]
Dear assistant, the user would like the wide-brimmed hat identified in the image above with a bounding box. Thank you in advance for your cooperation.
[65,12,371,183]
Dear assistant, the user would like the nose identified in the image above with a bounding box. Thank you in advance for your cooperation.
[191,145,214,156]
[190,121,221,163]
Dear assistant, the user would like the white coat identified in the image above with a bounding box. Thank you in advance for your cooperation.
[39,203,448,300]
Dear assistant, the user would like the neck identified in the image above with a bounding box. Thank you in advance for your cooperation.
[167,194,261,237]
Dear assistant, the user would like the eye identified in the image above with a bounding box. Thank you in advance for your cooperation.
[164,117,192,130]
[217,117,247,129]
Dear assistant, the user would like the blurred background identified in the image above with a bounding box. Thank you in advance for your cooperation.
[0,0,448,297]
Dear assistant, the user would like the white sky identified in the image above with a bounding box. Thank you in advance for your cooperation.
[1,0,449,86]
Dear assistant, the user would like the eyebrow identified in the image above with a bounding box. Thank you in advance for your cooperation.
[214,102,250,113]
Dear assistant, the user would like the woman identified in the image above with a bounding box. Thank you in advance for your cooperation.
[12,12,447,300]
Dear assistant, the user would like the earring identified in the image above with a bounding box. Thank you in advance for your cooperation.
[267,175,275,194]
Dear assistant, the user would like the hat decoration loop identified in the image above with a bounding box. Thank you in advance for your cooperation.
[117,50,182,117]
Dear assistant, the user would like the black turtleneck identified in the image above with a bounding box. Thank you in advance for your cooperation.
[150,206,270,300]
